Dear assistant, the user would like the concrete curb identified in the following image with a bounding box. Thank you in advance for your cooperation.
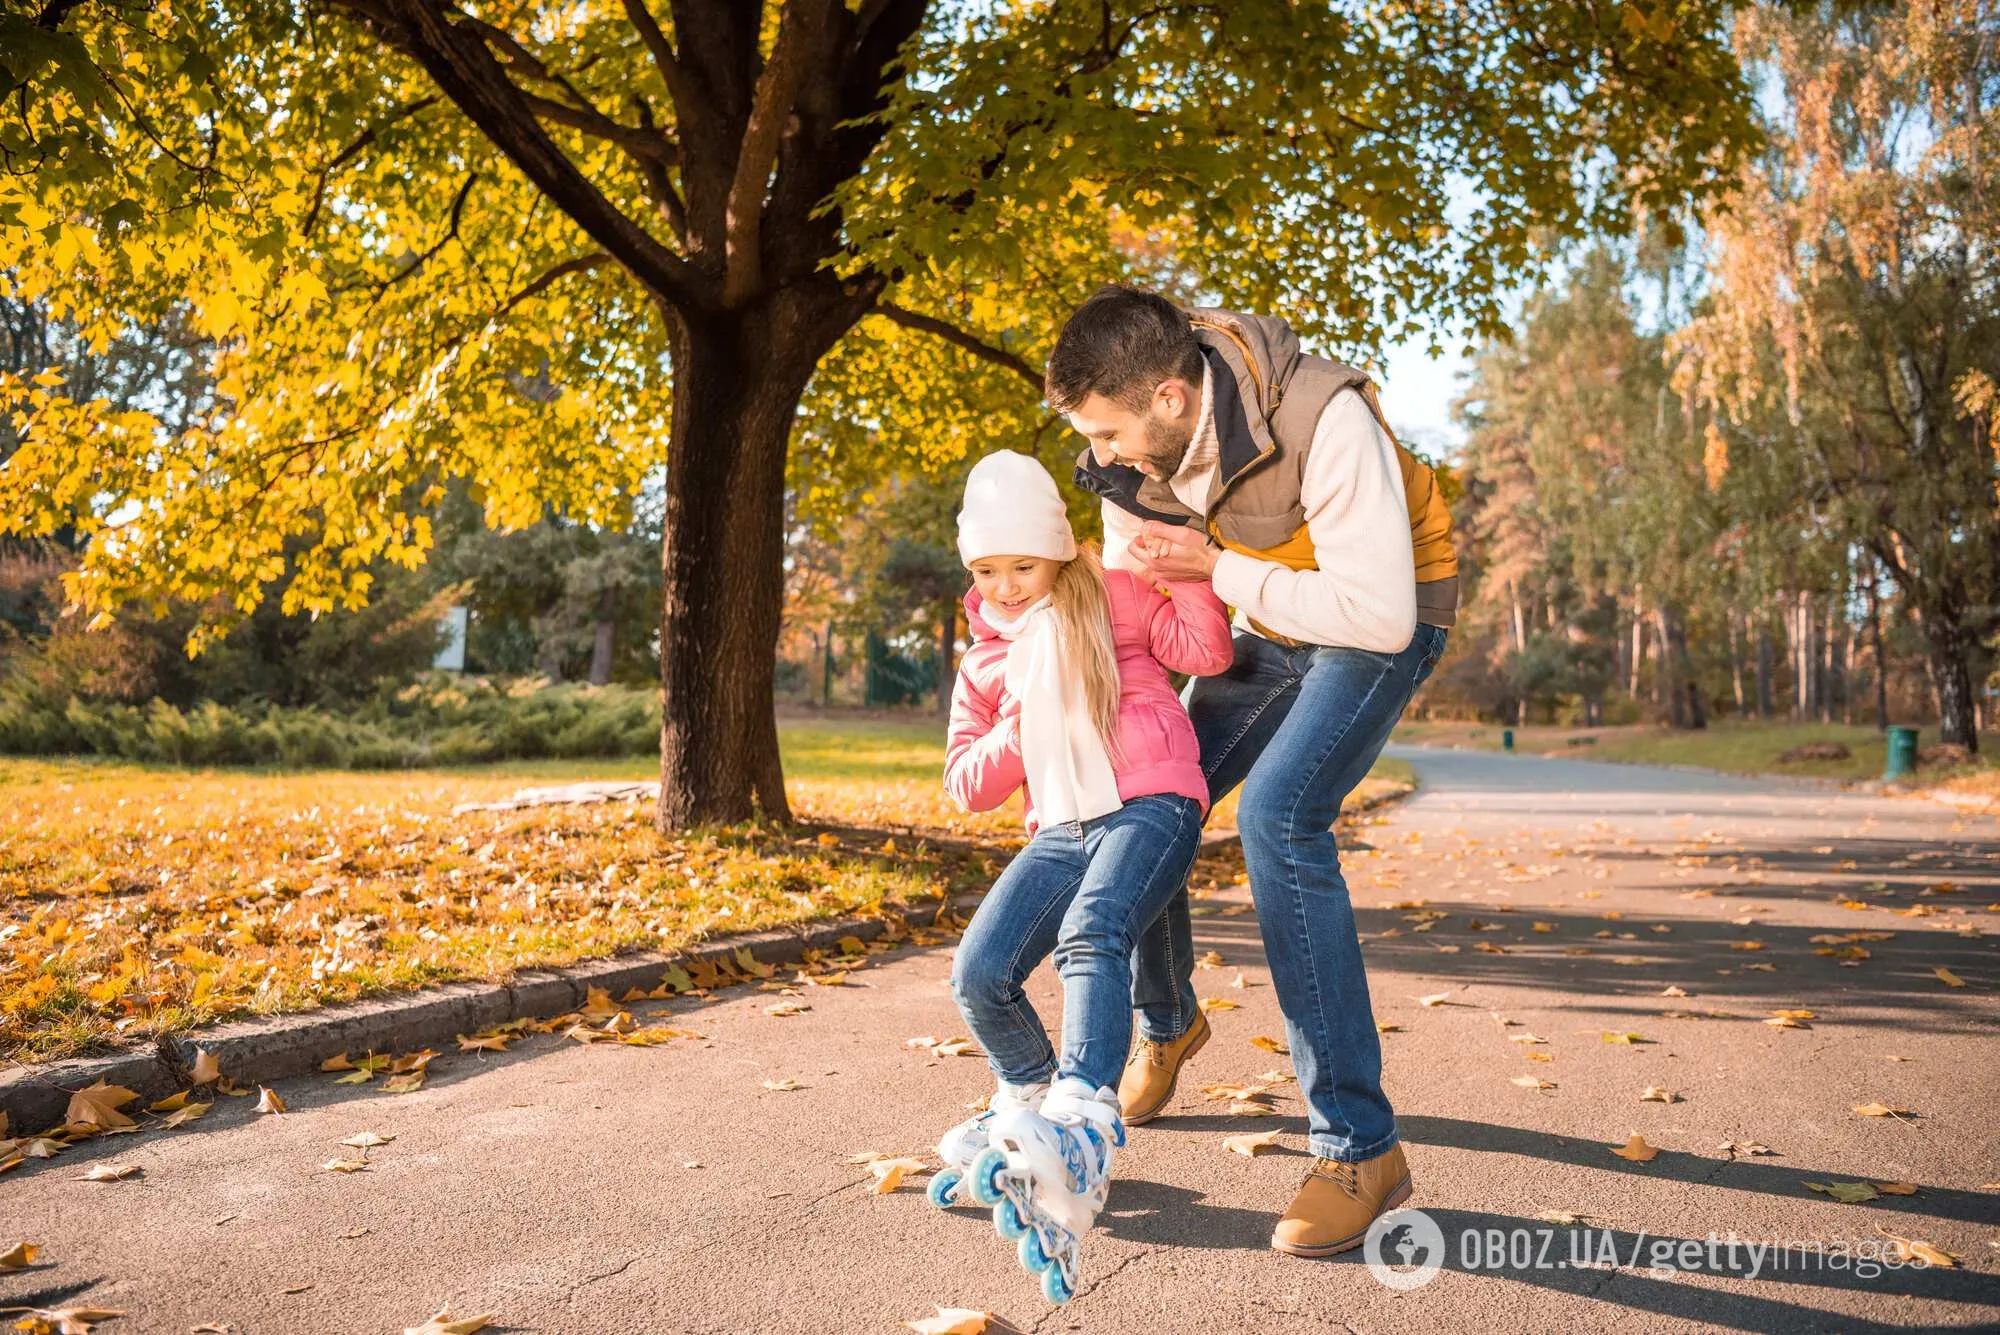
[0,891,978,1137]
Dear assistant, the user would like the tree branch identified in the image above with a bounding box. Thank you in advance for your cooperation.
[621,0,693,110]
[876,300,1043,391]
[304,94,442,235]
[723,0,836,306]
[325,0,705,313]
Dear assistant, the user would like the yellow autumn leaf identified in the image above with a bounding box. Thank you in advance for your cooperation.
[1805,1180,1880,1203]
[0,1242,39,1271]
[190,1049,223,1085]
[905,1308,990,1335]
[1249,1034,1289,1054]
[1611,1133,1659,1162]
[404,1310,494,1335]
[1416,991,1453,1007]
[1853,1102,1914,1118]
[254,1087,286,1114]
[148,1091,191,1113]
[1934,967,1965,987]
[1222,1129,1283,1157]
[869,1156,929,1194]
[766,1002,810,1017]
[1198,997,1240,1013]
[1640,1087,1678,1103]
[65,1081,140,1130]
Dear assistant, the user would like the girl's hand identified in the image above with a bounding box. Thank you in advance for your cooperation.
[1136,521,1219,579]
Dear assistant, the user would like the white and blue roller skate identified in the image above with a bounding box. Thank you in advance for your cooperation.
[929,1079,1049,1211]
[965,1076,1124,1304]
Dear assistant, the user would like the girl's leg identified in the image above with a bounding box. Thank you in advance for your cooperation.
[951,829,1089,1087]
[1052,794,1204,1090]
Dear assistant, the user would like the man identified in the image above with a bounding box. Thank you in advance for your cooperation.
[1044,285,1458,1257]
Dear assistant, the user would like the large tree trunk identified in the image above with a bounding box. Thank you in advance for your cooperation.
[656,294,851,827]
[1866,557,1889,728]
[937,596,957,715]
[1922,607,1980,752]
[1755,619,1774,717]
[588,614,615,686]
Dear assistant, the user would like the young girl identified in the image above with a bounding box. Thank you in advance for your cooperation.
[929,450,1232,1303]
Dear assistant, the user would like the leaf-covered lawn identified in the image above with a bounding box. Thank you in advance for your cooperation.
[0,715,1410,1064]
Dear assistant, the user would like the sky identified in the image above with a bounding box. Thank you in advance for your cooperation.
[1374,333,1474,458]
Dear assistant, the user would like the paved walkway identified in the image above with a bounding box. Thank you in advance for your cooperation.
[6,749,1999,1333]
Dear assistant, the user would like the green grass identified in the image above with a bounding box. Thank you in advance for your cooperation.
[1392,718,1996,784]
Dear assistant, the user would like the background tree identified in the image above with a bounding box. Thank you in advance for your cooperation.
[1,0,1764,824]
[1670,0,2000,750]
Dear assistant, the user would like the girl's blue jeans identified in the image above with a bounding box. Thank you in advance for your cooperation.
[951,793,1204,1092]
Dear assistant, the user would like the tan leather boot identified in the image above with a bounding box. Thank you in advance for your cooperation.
[1115,1010,1210,1125]
[1270,1143,1413,1257]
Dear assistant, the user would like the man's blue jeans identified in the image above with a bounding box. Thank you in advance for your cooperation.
[1131,624,1449,1162]
[953,793,1204,1092]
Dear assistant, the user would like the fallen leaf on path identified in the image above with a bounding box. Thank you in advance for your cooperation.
[319,1053,354,1072]
[1934,967,1966,988]
[1764,1015,1810,1029]
[64,1082,139,1130]
[869,1157,929,1193]
[580,986,619,1018]
[1729,941,1765,951]
[1511,1076,1555,1090]
[766,1002,810,1017]
[333,1069,375,1085]
[148,1091,191,1114]
[1853,1102,1915,1118]
[1718,1140,1773,1157]
[1535,1210,1589,1226]
[340,1132,393,1149]
[0,1306,126,1333]
[1376,1023,1402,1034]
[1198,998,1240,1014]
[1639,1087,1678,1103]
[254,1088,286,1115]
[381,1072,426,1095]
[1660,986,1690,997]
[905,1308,990,1335]
[190,1049,222,1085]
[761,1078,804,1092]
[1227,1100,1276,1116]
[1875,1182,1919,1195]
[404,1310,493,1335]
[1611,1134,1660,1162]
[1806,1180,1880,1203]
[1602,1032,1646,1045]
[1876,1228,1956,1266]
[1416,991,1452,1008]
[1525,1051,1554,1062]
[0,1243,39,1271]
[457,1034,510,1053]
[79,1164,140,1182]
[1199,1082,1272,1103]
[1195,950,1224,969]
[1230,971,1254,989]
[734,947,776,979]
[322,1158,369,1173]
[1222,1129,1283,1157]
[1249,1035,1289,1054]
[1507,1033,1547,1044]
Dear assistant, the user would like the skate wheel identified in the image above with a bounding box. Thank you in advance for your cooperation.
[993,1197,1027,1240]
[968,1149,1007,1206]
[1042,1263,1075,1304]
[1018,1227,1051,1274]
[928,1168,962,1210]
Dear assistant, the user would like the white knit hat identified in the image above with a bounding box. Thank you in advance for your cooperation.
[956,450,1078,567]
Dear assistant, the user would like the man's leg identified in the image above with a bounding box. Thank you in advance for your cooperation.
[1130,632,1303,1044]
[1240,623,1447,1163]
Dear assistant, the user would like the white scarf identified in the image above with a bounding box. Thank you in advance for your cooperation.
[982,594,1122,827]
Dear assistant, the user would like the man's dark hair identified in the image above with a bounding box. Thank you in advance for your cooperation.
[1045,284,1205,414]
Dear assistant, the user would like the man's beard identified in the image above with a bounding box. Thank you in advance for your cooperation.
[1135,411,1193,479]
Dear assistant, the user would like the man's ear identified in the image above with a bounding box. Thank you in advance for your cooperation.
[1153,378,1191,420]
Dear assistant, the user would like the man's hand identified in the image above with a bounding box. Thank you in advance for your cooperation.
[1133,520,1219,580]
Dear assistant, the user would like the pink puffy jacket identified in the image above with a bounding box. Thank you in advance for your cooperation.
[944,568,1235,834]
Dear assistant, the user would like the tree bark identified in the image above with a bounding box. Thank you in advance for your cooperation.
[1727,609,1746,715]
[1922,608,1980,752]
[937,595,957,715]
[1755,619,1774,718]
[1865,557,1889,728]
[656,291,854,827]
[589,614,615,686]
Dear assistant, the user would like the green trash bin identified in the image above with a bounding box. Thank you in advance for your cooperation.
[1884,726,1919,781]
[1501,728,1515,753]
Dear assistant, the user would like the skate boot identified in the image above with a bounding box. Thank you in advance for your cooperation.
[928,1079,1049,1210]
[965,1076,1123,1304]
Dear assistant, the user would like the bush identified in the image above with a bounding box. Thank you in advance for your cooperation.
[0,671,663,769]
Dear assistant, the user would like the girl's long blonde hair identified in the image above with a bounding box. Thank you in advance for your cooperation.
[1049,545,1123,764]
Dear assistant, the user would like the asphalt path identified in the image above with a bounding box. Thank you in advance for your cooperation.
[6,748,1998,1334]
